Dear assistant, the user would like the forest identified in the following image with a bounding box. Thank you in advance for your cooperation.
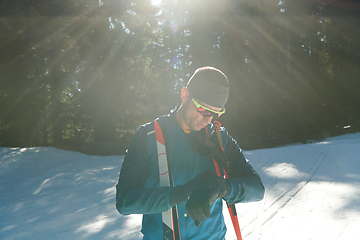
[0,0,359,155]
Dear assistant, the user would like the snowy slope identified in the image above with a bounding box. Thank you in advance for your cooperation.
[234,133,360,240]
[1,133,359,240]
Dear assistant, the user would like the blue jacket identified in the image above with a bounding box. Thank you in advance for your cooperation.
[116,110,264,240]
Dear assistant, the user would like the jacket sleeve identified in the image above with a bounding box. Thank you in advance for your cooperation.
[221,127,265,204]
[116,125,171,215]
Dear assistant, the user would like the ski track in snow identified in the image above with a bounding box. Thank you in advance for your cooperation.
[1,133,360,240]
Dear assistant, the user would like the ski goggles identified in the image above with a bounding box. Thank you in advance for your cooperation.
[192,98,226,119]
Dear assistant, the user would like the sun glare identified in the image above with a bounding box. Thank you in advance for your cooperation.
[151,0,162,6]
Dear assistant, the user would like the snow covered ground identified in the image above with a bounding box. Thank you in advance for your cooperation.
[1,133,359,240]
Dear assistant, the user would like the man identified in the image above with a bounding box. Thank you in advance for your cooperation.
[116,66,265,240]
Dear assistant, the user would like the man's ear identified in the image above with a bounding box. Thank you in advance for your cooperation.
[180,87,190,103]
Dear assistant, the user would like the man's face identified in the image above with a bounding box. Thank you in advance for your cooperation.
[182,94,223,131]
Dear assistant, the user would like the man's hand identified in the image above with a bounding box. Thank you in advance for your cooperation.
[169,170,227,207]
[185,172,231,226]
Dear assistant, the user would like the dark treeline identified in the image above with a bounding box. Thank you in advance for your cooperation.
[0,0,359,155]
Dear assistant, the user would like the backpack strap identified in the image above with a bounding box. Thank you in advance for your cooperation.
[146,118,181,240]
[212,121,243,240]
